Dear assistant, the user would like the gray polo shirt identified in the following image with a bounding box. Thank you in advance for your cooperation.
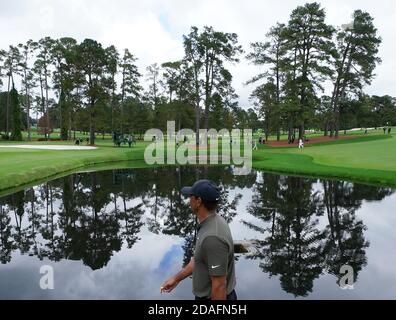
[192,214,236,298]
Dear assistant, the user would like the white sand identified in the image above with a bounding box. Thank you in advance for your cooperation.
[0,144,98,150]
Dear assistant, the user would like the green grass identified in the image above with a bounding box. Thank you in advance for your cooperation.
[0,140,149,193]
[1,130,396,194]
[252,133,396,186]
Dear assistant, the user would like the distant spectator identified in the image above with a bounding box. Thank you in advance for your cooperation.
[383,127,386,134]
[298,138,304,149]
[75,139,80,146]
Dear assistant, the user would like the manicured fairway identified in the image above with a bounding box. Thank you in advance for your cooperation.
[253,134,396,186]
[287,135,396,171]
[1,132,396,193]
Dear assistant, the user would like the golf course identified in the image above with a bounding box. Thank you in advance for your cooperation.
[3,0,396,303]
[1,128,395,195]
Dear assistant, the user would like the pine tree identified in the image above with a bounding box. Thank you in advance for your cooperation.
[331,10,382,137]
[283,2,336,139]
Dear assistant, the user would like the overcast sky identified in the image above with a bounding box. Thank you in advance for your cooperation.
[1,0,395,107]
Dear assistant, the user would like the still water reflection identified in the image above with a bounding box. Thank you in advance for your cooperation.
[0,166,395,299]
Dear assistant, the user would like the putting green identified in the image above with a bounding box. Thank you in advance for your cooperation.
[285,135,396,171]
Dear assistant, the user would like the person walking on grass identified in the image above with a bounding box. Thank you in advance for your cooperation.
[298,138,304,149]
[160,180,237,300]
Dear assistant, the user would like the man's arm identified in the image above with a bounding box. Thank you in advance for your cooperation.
[210,275,227,300]
[160,258,194,293]
[201,236,230,300]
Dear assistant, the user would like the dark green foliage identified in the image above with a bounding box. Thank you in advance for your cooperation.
[10,86,22,141]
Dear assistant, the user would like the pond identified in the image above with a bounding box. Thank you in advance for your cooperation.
[0,166,395,299]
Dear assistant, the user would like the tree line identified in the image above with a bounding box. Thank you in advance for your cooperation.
[0,2,394,144]
[247,2,394,141]
[0,30,258,144]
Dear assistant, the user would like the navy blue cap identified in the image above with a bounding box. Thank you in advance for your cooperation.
[181,179,220,202]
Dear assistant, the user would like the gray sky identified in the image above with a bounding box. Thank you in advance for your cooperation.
[1,0,395,107]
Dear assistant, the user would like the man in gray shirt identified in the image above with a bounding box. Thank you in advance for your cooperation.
[160,179,237,300]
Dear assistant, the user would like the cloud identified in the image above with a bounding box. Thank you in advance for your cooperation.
[0,0,394,107]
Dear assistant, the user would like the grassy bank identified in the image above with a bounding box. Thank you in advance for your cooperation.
[1,132,396,194]
[0,141,149,193]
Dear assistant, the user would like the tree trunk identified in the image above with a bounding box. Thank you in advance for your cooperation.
[298,124,304,140]
[23,66,31,141]
[121,71,125,136]
[334,107,340,139]
[203,59,214,140]
[332,42,352,139]
[195,103,200,146]
[59,91,63,139]
[111,74,116,134]
[265,116,270,141]
[193,63,201,147]
[39,74,46,138]
[68,110,72,141]
[276,49,281,142]
[204,101,210,132]
[45,68,50,140]
[288,120,293,142]
[5,75,11,136]
[26,92,31,141]
[89,102,95,145]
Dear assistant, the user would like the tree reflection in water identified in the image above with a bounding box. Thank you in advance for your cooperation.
[245,173,393,296]
[0,167,393,296]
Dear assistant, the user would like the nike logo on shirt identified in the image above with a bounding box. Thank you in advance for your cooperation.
[211,265,220,269]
